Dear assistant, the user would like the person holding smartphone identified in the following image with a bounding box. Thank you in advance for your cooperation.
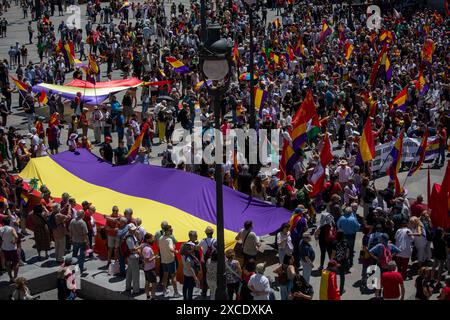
[141,233,159,300]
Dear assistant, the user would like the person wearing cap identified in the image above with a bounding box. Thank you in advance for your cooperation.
[380,261,405,300]
[298,233,315,284]
[319,260,341,300]
[15,139,31,171]
[124,224,141,295]
[69,210,89,272]
[248,263,271,300]
[199,226,217,297]
[100,136,113,163]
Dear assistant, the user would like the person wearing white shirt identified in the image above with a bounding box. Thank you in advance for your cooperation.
[394,222,414,279]
[248,263,271,300]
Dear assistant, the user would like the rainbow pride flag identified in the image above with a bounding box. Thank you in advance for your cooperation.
[19,149,292,249]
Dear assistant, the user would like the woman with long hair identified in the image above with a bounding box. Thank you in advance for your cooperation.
[273,254,296,300]
[409,216,429,267]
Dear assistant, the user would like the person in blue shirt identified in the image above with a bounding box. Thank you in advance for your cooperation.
[108,95,122,132]
[337,206,361,268]
[115,110,125,142]
[369,234,401,272]
[134,147,150,164]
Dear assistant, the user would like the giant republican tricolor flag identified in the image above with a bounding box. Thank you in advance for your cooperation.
[291,90,320,151]
[166,56,189,74]
[310,133,333,197]
[390,86,408,111]
[356,117,375,164]
[408,129,429,177]
[387,133,404,196]
[320,20,332,42]
[19,149,291,249]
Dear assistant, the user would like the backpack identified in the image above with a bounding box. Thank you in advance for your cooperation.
[378,245,392,269]
[202,238,214,261]
[120,235,133,258]
[47,212,58,231]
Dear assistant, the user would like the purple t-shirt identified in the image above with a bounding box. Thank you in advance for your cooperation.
[142,244,155,271]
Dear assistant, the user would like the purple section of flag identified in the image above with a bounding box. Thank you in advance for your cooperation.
[50,150,291,235]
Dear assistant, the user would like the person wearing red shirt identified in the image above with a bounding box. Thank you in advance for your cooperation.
[438,276,450,300]
[380,261,405,300]
[435,124,447,166]
[81,201,94,257]
[322,175,342,203]
[410,195,427,217]
[104,206,120,266]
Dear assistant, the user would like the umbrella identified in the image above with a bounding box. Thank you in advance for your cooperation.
[156,95,175,102]
[239,72,258,81]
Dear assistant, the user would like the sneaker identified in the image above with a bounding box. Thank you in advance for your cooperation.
[173,292,181,298]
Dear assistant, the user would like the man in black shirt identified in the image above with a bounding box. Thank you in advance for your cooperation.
[100,136,113,163]
[238,165,253,196]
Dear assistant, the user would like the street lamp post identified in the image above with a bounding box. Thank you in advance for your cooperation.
[200,24,232,300]
[244,0,258,176]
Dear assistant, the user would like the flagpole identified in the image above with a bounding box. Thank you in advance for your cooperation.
[426,164,430,209]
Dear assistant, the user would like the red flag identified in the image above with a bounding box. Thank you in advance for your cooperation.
[310,133,333,197]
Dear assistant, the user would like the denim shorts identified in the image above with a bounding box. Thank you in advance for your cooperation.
[162,261,176,275]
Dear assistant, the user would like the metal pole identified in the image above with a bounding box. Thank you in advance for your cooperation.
[248,9,255,131]
[247,6,258,175]
[200,0,207,43]
[213,88,227,300]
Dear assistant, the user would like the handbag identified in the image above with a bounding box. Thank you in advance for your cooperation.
[234,230,251,257]
[108,260,120,276]
[324,224,337,243]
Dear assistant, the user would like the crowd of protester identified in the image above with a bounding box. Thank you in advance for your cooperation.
[0,0,449,300]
